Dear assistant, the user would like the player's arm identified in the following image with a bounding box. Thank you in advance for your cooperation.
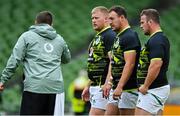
[116,51,136,90]
[103,30,115,85]
[139,39,164,94]
[81,79,92,101]
[0,34,26,85]
[102,31,115,98]
[61,40,71,64]
[102,52,113,98]
[105,51,113,84]
[113,50,136,99]
[139,59,163,94]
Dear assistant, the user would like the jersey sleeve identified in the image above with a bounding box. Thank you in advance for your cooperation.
[103,31,116,53]
[148,38,164,60]
[61,39,71,64]
[123,33,140,52]
[0,33,26,84]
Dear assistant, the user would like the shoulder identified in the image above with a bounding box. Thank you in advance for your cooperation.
[21,30,43,39]
[102,28,116,38]
[123,28,138,39]
[21,31,34,37]
[17,31,34,41]
[56,34,67,44]
[149,32,168,45]
[121,29,139,45]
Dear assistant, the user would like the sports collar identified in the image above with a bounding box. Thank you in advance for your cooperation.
[116,26,130,37]
[96,26,111,36]
[150,29,162,37]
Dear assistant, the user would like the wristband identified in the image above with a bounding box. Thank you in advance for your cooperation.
[108,81,113,86]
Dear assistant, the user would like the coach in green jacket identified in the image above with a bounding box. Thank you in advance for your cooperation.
[0,11,71,115]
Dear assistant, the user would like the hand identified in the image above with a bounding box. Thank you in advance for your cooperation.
[0,82,4,91]
[113,87,123,100]
[138,85,148,95]
[102,82,112,99]
[81,86,90,102]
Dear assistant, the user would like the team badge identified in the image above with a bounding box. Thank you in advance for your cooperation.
[44,43,54,53]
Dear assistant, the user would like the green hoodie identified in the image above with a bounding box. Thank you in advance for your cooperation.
[0,24,71,93]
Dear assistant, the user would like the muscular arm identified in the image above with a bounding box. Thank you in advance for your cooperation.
[139,59,163,94]
[105,52,113,83]
[116,51,136,89]
[113,51,136,99]
[144,59,162,87]
[102,52,113,98]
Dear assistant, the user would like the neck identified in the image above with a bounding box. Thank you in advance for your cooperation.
[104,23,109,28]
[96,25,110,35]
[150,24,161,35]
[119,20,129,32]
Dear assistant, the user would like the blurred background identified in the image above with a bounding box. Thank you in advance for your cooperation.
[0,0,180,115]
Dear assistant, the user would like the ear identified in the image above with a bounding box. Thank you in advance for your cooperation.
[119,15,125,21]
[148,19,153,24]
[104,16,109,23]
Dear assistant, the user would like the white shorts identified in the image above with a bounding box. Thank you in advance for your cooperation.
[89,86,108,110]
[136,85,170,114]
[108,89,138,109]
[107,89,118,106]
[54,92,64,116]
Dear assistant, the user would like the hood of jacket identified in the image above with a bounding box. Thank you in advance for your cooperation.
[29,24,57,40]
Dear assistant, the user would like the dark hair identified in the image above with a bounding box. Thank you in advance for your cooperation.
[140,9,160,24]
[109,5,127,18]
[36,11,53,25]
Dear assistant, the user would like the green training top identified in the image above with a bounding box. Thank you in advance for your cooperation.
[0,24,71,93]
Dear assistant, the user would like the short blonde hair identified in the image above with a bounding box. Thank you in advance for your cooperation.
[91,6,109,16]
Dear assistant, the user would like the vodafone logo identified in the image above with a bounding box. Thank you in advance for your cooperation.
[44,43,54,53]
